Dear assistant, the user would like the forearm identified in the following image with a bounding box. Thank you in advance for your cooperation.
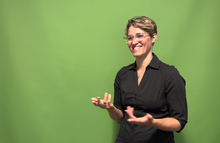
[107,106,124,123]
[150,117,181,132]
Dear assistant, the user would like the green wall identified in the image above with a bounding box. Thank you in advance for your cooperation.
[0,0,219,143]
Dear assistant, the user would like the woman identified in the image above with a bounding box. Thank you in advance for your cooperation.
[91,16,188,143]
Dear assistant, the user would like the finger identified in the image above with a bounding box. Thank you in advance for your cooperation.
[102,93,108,107]
[103,93,108,102]
[125,110,134,118]
[125,106,133,112]
[92,101,98,106]
[127,118,137,122]
[146,113,152,118]
[92,102,98,106]
[125,106,129,112]
[91,98,98,104]
[126,106,132,110]
[91,98,97,101]
[125,106,136,119]
[127,118,141,125]
[146,113,153,121]
[97,97,100,104]
[108,94,111,102]
[128,117,144,124]
[107,94,112,107]
[91,98,97,105]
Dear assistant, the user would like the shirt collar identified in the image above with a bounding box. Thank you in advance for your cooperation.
[129,53,160,70]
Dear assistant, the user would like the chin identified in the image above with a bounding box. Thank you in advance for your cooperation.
[132,53,142,58]
[132,50,152,58]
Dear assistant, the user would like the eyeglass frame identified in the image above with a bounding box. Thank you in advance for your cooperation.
[123,32,150,43]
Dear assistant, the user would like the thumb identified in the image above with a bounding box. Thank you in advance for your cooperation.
[125,106,136,119]
[145,113,153,122]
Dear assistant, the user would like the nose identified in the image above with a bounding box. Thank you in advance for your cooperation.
[131,37,138,45]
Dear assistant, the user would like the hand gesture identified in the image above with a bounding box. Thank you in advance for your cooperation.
[125,106,154,126]
[91,93,114,110]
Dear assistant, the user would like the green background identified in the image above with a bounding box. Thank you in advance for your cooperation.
[0,0,219,143]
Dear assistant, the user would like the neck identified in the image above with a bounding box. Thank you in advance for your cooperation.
[136,51,153,70]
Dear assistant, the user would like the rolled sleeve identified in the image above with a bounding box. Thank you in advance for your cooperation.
[113,71,124,112]
[165,67,188,132]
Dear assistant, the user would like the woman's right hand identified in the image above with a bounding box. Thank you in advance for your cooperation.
[91,92,114,110]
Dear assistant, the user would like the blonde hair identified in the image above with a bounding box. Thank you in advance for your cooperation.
[125,16,157,37]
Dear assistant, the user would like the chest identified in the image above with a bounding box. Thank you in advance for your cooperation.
[120,69,168,114]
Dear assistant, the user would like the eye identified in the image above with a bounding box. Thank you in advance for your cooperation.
[127,36,133,41]
[136,34,144,38]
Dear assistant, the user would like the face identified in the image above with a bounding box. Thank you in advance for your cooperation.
[127,26,157,58]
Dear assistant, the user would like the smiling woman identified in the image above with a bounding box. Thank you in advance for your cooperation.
[91,16,188,143]
[126,26,157,60]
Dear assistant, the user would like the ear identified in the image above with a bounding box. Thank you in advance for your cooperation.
[152,33,157,43]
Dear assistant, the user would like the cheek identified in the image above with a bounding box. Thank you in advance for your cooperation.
[127,43,132,48]
[142,40,151,47]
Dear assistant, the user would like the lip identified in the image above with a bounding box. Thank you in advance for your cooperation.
[132,46,141,51]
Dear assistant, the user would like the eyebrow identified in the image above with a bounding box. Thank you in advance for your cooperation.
[128,32,144,36]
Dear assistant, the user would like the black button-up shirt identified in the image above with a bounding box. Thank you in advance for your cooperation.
[114,54,187,143]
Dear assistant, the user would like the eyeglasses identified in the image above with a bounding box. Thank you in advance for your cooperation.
[123,33,149,43]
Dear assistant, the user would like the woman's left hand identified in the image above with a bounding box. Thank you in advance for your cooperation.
[125,106,154,126]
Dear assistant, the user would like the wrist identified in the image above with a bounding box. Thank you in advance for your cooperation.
[107,106,115,112]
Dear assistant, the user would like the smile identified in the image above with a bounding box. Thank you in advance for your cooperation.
[133,46,141,50]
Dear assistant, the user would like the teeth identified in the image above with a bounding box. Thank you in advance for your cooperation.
[134,47,140,50]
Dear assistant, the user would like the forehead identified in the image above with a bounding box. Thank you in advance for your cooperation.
[128,26,146,35]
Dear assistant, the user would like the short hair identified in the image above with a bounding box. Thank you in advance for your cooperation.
[125,16,157,37]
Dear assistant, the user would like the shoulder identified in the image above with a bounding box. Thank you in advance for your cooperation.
[159,61,185,84]
[116,63,134,76]
[114,63,134,85]
[159,61,179,75]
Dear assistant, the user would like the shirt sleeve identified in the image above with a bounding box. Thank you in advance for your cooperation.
[113,70,124,112]
[165,67,188,132]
